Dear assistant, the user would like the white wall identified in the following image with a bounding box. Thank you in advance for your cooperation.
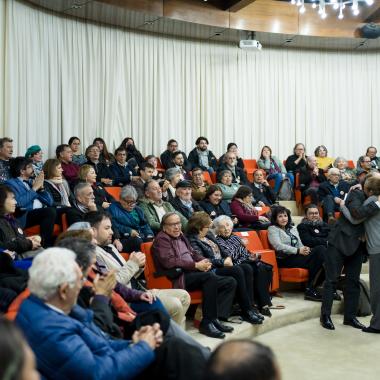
[1,0,380,161]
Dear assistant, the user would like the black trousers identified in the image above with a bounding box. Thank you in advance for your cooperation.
[25,207,57,247]
[321,244,363,319]
[184,271,236,321]
[121,236,143,253]
[215,264,253,312]
[136,336,206,380]
[277,245,326,288]
[321,195,340,219]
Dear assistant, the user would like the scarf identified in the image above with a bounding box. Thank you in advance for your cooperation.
[236,198,258,216]
[45,179,71,207]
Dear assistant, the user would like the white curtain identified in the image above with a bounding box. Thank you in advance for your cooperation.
[1,0,380,162]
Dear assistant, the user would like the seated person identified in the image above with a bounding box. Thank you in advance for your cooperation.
[85,211,191,327]
[160,139,190,170]
[139,180,187,234]
[268,206,325,301]
[203,340,280,380]
[146,155,164,181]
[217,151,249,185]
[257,146,294,195]
[0,137,13,183]
[68,136,87,165]
[285,143,307,173]
[169,180,203,220]
[43,158,73,210]
[0,185,41,257]
[119,137,145,164]
[109,185,154,244]
[314,145,334,171]
[356,155,379,176]
[93,137,115,165]
[299,156,326,204]
[131,162,155,199]
[78,164,115,209]
[251,169,276,206]
[56,144,80,185]
[188,137,218,173]
[318,168,350,224]
[357,146,380,171]
[186,212,263,324]
[171,151,192,179]
[216,170,240,203]
[0,287,18,313]
[16,248,206,380]
[162,167,182,202]
[297,204,330,248]
[25,145,43,178]
[5,157,56,247]
[213,215,273,315]
[333,157,356,183]
[153,212,237,338]
[85,144,114,186]
[109,147,132,186]
[190,167,210,201]
[230,186,270,230]
[0,317,40,379]
[218,143,245,170]
[199,184,235,219]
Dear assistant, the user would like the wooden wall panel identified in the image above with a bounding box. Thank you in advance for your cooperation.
[99,0,164,16]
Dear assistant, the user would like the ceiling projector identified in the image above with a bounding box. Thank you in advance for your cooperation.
[239,39,262,50]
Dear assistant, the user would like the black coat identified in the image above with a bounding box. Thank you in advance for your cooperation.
[86,160,114,183]
[109,162,132,186]
[317,180,351,202]
[328,189,379,256]
[186,232,227,268]
[169,197,202,219]
[0,217,32,254]
[199,199,232,219]
[188,148,218,171]
[299,167,326,194]
[297,221,330,248]
[251,183,276,206]
[285,154,307,173]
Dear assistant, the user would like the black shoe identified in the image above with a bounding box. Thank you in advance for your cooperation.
[343,317,365,330]
[304,288,323,302]
[320,314,335,330]
[333,292,342,301]
[199,320,225,339]
[212,319,234,333]
[362,326,380,334]
[252,306,265,320]
[241,310,263,325]
[260,306,272,317]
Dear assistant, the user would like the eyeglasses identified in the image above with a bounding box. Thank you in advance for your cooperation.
[123,200,136,205]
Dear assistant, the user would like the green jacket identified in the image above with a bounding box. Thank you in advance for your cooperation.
[139,199,188,233]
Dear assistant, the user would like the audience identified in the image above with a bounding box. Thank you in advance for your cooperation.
[251,169,276,206]
[203,340,281,380]
[213,215,273,316]
[285,143,307,173]
[357,146,379,170]
[190,167,210,201]
[132,162,155,199]
[218,143,245,170]
[163,167,182,201]
[56,143,80,185]
[160,139,190,170]
[217,170,240,202]
[5,157,56,247]
[169,180,203,219]
[333,157,356,183]
[119,137,145,164]
[93,137,115,165]
[0,317,40,380]
[146,155,165,180]
[217,151,249,185]
[314,145,334,171]
[230,186,270,230]
[258,145,294,195]
[188,137,218,173]
[85,144,114,186]
[171,151,191,179]
[68,136,87,165]
[299,156,326,205]
[25,145,43,178]
[139,180,187,234]
[110,146,133,186]
[153,212,237,338]
[356,155,379,175]
[0,137,13,183]
[268,206,325,302]
[186,212,263,324]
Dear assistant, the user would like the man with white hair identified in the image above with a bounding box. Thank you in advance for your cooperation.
[318,167,351,224]
[16,248,206,379]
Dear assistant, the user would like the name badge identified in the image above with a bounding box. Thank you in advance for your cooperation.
[314,229,320,234]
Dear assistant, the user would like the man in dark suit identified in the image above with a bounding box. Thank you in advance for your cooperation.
[318,168,351,224]
[320,178,380,330]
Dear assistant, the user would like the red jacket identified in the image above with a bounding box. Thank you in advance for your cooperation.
[230,199,259,227]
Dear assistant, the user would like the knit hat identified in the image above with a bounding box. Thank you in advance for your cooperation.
[25,145,42,158]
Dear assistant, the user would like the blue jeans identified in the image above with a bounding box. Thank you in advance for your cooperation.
[130,297,170,318]
[267,172,294,194]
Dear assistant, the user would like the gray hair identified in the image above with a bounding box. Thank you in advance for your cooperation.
[74,182,91,197]
[120,185,138,201]
[165,167,181,181]
[217,169,232,182]
[333,157,347,167]
[28,248,78,301]
[327,167,340,177]
[211,215,234,235]
[306,155,316,164]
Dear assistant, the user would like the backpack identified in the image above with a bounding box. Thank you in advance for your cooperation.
[277,178,294,201]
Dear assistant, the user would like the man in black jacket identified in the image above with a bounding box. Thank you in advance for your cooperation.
[160,139,191,170]
[320,180,380,330]
[217,152,249,186]
[188,137,218,173]
[251,169,276,206]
